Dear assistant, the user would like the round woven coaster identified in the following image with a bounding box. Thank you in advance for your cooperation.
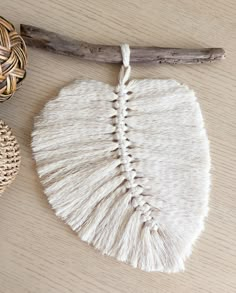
[0,120,21,194]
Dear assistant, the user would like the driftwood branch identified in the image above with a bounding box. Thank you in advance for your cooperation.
[20,24,225,64]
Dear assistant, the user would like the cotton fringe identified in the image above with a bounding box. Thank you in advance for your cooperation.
[32,45,210,272]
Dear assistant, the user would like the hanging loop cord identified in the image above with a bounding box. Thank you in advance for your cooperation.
[116,44,131,96]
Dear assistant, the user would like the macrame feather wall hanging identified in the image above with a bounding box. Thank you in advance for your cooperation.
[21,24,225,272]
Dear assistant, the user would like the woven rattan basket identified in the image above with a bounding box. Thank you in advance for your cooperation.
[0,16,27,102]
[0,120,20,193]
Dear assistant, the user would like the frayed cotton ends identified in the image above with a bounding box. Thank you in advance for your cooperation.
[32,79,210,272]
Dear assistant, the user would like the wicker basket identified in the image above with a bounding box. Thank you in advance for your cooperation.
[0,16,27,102]
[0,120,20,193]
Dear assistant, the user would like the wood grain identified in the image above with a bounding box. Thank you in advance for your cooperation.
[20,24,225,64]
[0,1,236,293]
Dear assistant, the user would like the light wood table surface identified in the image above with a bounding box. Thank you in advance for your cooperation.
[1,1,236,292]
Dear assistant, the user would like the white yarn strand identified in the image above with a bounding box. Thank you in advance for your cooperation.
[116,44,131,96]
[32,44,211,272]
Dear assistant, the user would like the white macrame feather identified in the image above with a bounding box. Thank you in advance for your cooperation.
[32,45,210,272]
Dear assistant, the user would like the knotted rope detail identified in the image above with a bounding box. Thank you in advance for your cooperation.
[114,44,158,231]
